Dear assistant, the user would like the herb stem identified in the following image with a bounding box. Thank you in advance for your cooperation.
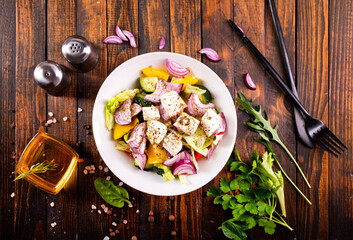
[275,139,311,188]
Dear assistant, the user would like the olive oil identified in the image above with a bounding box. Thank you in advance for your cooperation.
[16,128,78,194]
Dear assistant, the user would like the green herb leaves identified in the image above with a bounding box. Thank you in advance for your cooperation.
[207,149,293,239]
[235,92,312,205]
[94,178,131,208]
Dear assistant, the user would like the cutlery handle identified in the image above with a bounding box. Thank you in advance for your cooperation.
[228,20,310,118]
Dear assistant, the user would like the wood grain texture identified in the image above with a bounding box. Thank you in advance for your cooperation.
[297,0,329,239]
[170,1,203,239]
[201,0,234,239]
[76,0,108,239]
[0,0,16,239]
[232,1,266,237]
[46,0,78,239]
[107,0,140,239]
[138,0,171,239]
[264,0,297,238]
[14,0,47,239]
[329,0,353,239]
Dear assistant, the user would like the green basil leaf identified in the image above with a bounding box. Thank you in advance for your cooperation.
[94,178,131,208]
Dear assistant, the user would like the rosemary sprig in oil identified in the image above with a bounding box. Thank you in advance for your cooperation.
[14,159,58,181]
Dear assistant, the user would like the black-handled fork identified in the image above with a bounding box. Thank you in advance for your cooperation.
[268,0,314,148]
[228,19,347,156]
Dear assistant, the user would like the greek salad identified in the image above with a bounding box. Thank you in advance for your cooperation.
[104,58,227,183]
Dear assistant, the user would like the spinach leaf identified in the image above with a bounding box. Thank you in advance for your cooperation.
[94,178,131,208]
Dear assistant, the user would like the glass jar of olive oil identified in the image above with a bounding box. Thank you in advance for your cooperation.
[15,128,79,194]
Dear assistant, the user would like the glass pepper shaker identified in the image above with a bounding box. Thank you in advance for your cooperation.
[33,60,72,96]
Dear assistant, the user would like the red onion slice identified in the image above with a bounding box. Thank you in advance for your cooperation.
[122,30,137,48]
[114,98,132,125]
[144,79,168,103]
[132,152,147,170]
[163,151,192,167]
[187,93,215,117]
[115,25,128,41]
[199,48,221,62]
[207,144,216,159]
[103,35,123,44]
[166,58,190,78]
[159,37,165,50]
[159,103,169,122]
[166,82,183,94]
[127,122,146,149]
[172,159,196,175]
[219,112,227,133]
[244,73,256,90]
[131,103,142,117]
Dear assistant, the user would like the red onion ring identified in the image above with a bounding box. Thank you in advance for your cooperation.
[114,98,132,125]
[115,25,128,41]
[199,48,221,62]
[131,103,142,117]
[122,30,137,48]
[132,152,147,170]
[244,73,256,90]
[127,122,146,149]
[166,58,190,78]
[163,151,192,167]
[144,79,168,103]
[103,35,123,44]
[187,93,215,117]
[172,159,196,175]
[159,103,169,122]
[159,37,165,50]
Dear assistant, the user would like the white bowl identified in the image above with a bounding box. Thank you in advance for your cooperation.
[92,52,237,196]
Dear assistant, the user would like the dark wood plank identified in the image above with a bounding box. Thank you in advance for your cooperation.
[46,1,78,239]
[232,1,266,238]
[14,0,47,239]
[0,0,16,239]
[297,0,329,239]
[76,0,108,239]
[200,0,234,239]
[138,0,171,239]
[107,0,140,239]
[329,0,353,239]
[170,1,203,239]
[263,0,298,238]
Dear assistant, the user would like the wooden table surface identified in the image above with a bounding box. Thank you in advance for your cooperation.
[1,0,352,239]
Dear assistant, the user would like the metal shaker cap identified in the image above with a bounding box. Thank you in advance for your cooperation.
[62,35,98,73]
[34,60,72,96]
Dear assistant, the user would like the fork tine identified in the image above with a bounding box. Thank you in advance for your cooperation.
[322,127,347,149]
[318,133,343,155]
[321,128,345,152]
[313,133,339,157]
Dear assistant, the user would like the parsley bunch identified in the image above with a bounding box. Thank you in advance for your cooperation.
[207,149,292,240]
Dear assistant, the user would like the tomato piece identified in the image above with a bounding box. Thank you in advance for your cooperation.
[194,152,203,161]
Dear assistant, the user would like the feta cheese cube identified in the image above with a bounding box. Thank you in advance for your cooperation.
[163,131,183,156]
[201,109,222,137]
[142,106,160,121]
[160,91,187,118]
[146,120,167,144]
[173,112,200,135]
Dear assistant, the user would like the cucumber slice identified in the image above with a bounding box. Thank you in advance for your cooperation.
[152,163,171,176]
[139,77,158,93]
[135,161,153,170]
[134,93,154,107]
[182,84,212,103]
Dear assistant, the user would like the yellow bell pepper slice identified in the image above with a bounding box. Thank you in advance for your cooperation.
[141,67,170,81]
[147,144,168,165]
[113,117,139,140]
[171,75,199,90]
